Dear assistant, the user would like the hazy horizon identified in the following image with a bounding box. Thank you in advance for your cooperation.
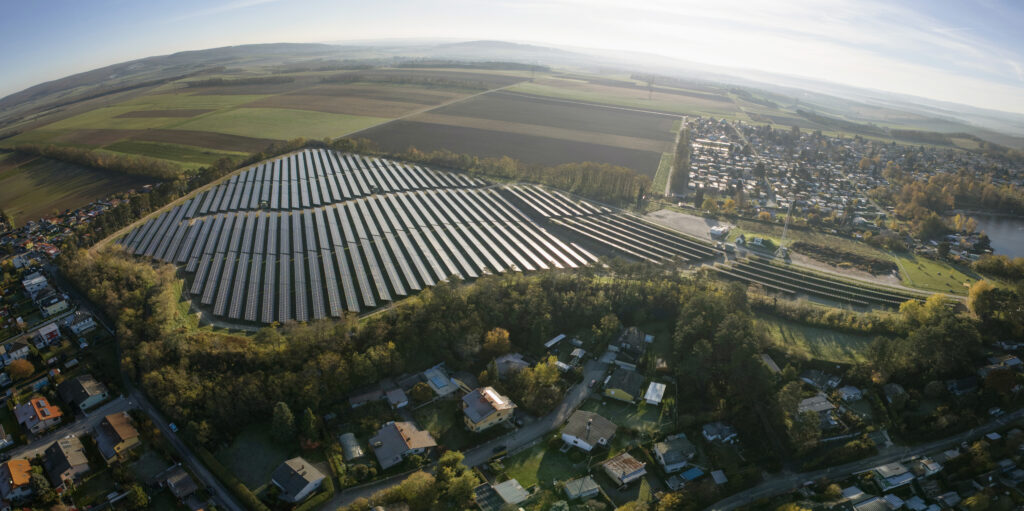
[1,0,1022,115]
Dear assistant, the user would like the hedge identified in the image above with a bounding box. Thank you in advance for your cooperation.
[196,447,270,511]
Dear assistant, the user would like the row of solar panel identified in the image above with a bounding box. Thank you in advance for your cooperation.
[119,188,596,324]
[502,184,720,264]
[185,149,486,217]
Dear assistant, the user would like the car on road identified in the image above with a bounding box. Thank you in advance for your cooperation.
[169,423,179,433]
[588,379,596,388]
[989,407,1005,417]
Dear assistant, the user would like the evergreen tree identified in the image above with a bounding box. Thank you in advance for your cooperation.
[271,402,296,443]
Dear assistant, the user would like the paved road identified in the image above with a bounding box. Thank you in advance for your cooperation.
[707,409,1024,510]
[324,359,610,509]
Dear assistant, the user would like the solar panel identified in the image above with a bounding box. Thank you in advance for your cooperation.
[185,215,217,271]
[278,216,292,322]
[298,155,311,208]
[382,195,444,284]
[190,254,212,295]
[346,154,371,196]
[479,192,563,269]
[175,221,201,264]
[286,170,298,210]
[391,162,421,190]
[261,254,276,323]
[469,191,548,270]
[336,205,376,307]
[402,163,430,189]
[185,196,202,219]
[159,207,192,262]
[218,183,236,212]
[365,157,394,192]
[141,209,175,257]
[253,214,267,256]
[293,252,308,322]
[229,178,245,210]
[198,189,217,215]
[396,194,462,279]
[331,241,360,312]
[202,253,225,305]
[321,151,343,202]
[239,214,255,254]
[357,200,405,296]
[418,192,486,276]
[265,212,279,255]
[227,253,249,319]
[355,155,382,192]
[244,249,262,322]
[380,159,411,190]
[239,174,254,210]
[410,164,441,189]
[306,249,325,320]
[371,197,432,288]
[407,193,478,278]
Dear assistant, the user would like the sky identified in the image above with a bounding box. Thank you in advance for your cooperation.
[1,0,1022,113]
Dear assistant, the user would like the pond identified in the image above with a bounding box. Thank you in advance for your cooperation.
[973,214,1024,258]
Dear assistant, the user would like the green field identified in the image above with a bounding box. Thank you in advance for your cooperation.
[215,425,292,489]
[171,108,388,140]
[756,313,877,363]
[103,140,247,167]
[895,253,978,295]
[578,397,673,438]
[0,154,155,226]
[412,401,477,451]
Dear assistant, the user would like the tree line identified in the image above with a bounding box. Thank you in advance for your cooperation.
[13,143,182,180]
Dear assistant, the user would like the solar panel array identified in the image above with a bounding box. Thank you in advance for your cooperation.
[504,184,720,264]
[119,151,596,324]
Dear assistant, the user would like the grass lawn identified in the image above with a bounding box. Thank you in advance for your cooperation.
[895,253,977,295]
[578,396,673,438]
[172,108,388,140]
[0,406,24,446]
[103,140,247,167]
[215,425,292,489]
[653,152,673,195]
[756,313,876,364]
[501,441,585,489]
[412,400,493,451]
[72,469,116,507]
[148,491,181,511]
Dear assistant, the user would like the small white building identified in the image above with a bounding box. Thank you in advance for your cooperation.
[644,382,666,405]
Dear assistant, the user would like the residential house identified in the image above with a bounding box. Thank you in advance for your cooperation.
[851,497,889,511]
[43,436,89,488]
[563,476,600,501]
[93,412,140,464]
[798,393,838,429]
[66,312,96,335]
[462,387,516,432]
[57,374,110,411]
[603,367,645,403]
[617,326,647,356]
[801,369,840,390]
[702,422,738,443]
[423,366,458,397]
[837,386,863,402]
[644,382,666,405]
[0,340,30,367]
[873,462,914,490]
[0,460,32,502]
[570,348,586,365]
[990,354,1023,371]
[34,323,60,349]
[603,452,647,486]
[653,434,696,473]
[912,457,943,477]
[711,470,728,485]
[21,273,48,299]
[493,353,530,379]
[339,433,364,462]
[473,479,530,511]
[155,465,199,506]
[271,457,326,503]
[38,294,69,317]
[14,397,63,434]
[385,388,408,409]
[841,486,864,500]
[561,411,617,452]
[370,421,437,470]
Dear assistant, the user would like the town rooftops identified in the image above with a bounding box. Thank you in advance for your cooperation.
[15,396,63,423]
[602,452,645,480]
[563,410,617,445]
[797,394,834,414]
[654,435,696,465]
[57,374,108,407]
[370,421,437,467]
[563,475,600,499]
[462,387,515,424]
[423,366,458,396]
[492,479,529,505]
[1,459,30,488]
[605,367,645,395]
[644,382,666,404]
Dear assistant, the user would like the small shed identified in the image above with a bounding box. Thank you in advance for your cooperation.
[644,382,666,405]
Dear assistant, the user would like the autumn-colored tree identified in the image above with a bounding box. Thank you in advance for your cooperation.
[482,328,511,359]
[7,359,33,380]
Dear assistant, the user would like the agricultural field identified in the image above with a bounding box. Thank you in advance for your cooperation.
[0,153,155,226]
[360,90,678,177]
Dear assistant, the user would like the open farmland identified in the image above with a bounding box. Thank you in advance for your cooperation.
[359,90,677,176]
[0,153,155,226]
[118,149,598,324]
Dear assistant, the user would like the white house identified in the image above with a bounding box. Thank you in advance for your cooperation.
[644,382,666,405]
[702,422,738,444]
[561,411,617,452]
[270,457,325,503]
